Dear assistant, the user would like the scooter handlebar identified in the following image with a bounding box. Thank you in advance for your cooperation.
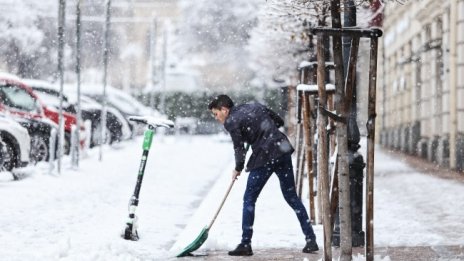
[128,116,175,129]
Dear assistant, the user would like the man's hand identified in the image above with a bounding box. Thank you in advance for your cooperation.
[232,170,241,180]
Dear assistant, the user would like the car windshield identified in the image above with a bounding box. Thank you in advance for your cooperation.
[34,90,70,109]
[0,84,39,112]
[109,93,140,115]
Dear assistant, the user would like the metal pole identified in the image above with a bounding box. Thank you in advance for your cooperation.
[49,128,57,175]
[70,125,77,165]
[160,27,167,114]
[57,0,66,174]
[150,18,158,112]
[100,0,111,161]
[74,0,82,168]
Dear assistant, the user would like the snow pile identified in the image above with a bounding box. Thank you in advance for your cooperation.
[0,136,231,260]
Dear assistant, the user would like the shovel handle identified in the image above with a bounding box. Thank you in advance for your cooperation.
[207,178,236,229]
[207,144,249,229]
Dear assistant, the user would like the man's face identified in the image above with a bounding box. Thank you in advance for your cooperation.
[211,107,229,124]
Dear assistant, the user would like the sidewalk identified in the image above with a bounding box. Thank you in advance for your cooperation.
[171,245,464,260]
[383,149,464,183]
[169,144,464,260]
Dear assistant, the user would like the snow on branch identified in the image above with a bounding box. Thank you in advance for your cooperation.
[247,0,375,85]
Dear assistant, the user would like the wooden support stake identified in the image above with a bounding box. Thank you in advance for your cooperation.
[329,146,339,230]
[344,37,360,112]
[328,94,336,156]
[366,36,379,261]
[295,89,303,190]
[303,92,315,221]
[313,96,323,225]
[297,147,306,198]
[295,122,304,197]
[287,85,297,145]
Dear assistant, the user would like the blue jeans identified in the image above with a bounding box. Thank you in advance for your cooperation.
[241,154,316,244]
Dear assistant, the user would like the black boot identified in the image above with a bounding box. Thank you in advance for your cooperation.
[302,239,319,253]
[228,243,253,256]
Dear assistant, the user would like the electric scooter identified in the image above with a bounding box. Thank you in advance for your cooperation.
[122,116,174,241]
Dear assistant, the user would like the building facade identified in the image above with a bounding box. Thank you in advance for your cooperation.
[109,0,181,91]
[379,0,464,170]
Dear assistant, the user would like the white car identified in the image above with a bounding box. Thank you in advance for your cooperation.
[64,83,165,135]
[23,79,132,147]
[0,114,31,173]
[77,95,132,145]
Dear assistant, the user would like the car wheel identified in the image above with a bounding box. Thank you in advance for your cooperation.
[63,133,71,155]
[30,135,49,164]
[0,140,15,171]
[92,123,111,146]
[0,142,5,170]
[107,124,122,144]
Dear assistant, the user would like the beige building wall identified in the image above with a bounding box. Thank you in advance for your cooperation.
[109,0,181,91]
[457,0,464,133]
[379,0,464,169]
[442,9,451,135]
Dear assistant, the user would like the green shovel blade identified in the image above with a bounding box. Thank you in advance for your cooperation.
[176,226,209,257]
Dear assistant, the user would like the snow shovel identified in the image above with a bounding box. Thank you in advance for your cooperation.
[122,116,174,241]
[177,144,250,257]
[176,178,236,257]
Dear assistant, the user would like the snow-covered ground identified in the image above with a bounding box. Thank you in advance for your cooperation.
[1,135,463,261]
[374,151,464,247]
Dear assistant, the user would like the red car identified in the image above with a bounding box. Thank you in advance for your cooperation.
[0,73,85,157]
[42,101,86,155]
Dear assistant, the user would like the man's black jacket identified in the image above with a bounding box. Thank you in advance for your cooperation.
[224,102,294,172]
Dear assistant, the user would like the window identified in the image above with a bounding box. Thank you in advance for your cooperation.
[0,84,39,112]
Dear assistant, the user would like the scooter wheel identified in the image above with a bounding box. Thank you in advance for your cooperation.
[123,226,133,240]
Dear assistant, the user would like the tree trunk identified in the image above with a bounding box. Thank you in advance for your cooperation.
[330,0,352,260]
[316,33,332,261]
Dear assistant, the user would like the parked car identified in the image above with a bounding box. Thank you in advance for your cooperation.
[174,117,198,135]
[0,73,43,120]
[0,74,60,161]
[1,77,86,155]
[23,80,131,147]
[14,116,58,163]
[0,114,31,173]
[78,95,132,146]
[22,79,76,114]
[69,84,164,135]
